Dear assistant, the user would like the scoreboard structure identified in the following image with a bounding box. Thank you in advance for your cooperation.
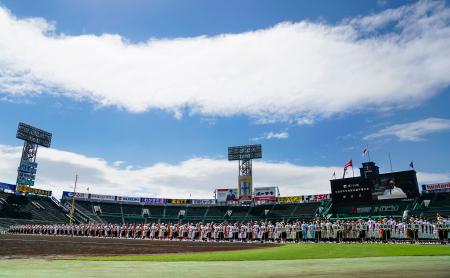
[330,161,419,204]
[228,144,262,201]
[15,123,52,189]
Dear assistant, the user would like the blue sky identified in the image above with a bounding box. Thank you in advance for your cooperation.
[0,0,449,198]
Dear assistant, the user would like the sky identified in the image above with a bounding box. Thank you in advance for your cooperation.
[0,0,449,199]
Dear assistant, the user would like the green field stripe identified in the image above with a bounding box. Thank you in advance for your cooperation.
[2,256,450,278]
[73,244,450,262]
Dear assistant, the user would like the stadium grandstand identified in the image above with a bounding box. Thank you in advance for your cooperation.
[1,122,448,231]
[57,197,324,224]
[0,189,69,232]
[1,180,449,230]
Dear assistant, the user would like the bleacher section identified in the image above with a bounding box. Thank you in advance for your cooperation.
[0,191,69,229]
[204,206,228,221]
[145,205,165,218]
[164,205,187,220]
[291,203,321,219]
[266,204,295,219]
[122,204,142,215]
[60,198,325,224]
[412,192,450,217]
[185,206,207,221]
[2,190,448,227]
[247,204,270,219]
[329,198,415,219]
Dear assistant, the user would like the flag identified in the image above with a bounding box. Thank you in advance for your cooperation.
[362,146,368,157]
[409,161,414,169]
[342,160,352,179]
[344,160,353,170]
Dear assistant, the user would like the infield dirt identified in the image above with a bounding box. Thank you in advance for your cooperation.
[0,234,276,259]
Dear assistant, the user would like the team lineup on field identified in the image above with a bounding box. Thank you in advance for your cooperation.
[9,216,450,242]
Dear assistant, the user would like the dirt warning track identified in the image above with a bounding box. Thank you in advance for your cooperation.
[0,234,277,258]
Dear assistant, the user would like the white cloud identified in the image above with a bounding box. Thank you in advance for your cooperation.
[417,171,450,185]
[112,160,125,167]
[252,131,289,141]
[0,1,449,122]
[1,144,447,199]
[364,118,450,141]
[0,144,338,199]
[266,132,289,140]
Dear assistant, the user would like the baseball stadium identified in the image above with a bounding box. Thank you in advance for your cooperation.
[0,123,449,277]
[1,1,450,277]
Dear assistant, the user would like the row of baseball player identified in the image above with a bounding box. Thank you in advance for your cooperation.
[8,217,450,242]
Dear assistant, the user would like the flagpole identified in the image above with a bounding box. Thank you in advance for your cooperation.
[367,145,371,162]
[351,165,354,177]
[388,152,393,172]
[69,174,78,225]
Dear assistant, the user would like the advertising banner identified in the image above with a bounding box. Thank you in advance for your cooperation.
[238,176,252,201]
[18,171,36,180]
[140,198,167,204]
[354,204,400,214]
[169,198,187,204]
[277,196,303,203]
[90,194,116,201]
[117,196,141,203]
[16,177,35,187]
[312,194,330,201]
[18,166,37,174]
[0,182,16,191]
[16,159,37,187]
[253,186,279,201]
[190,199,216,205]
[18,160,38,174]
[16,185,51,196]
[20,160,38,168]
[423,182,450,192]
[215,188,238,202]
[62,191,89,199]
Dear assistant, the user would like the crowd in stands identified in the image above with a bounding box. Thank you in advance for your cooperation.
[9,216,450,243]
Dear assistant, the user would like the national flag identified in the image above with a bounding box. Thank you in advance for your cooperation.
[362,146,368,157]
[409,161,414,169]
[344,160,353,170]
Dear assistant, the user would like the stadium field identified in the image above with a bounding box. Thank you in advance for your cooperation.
[1,244,449,278]
[78,243,450,261]
[1,256,449,278]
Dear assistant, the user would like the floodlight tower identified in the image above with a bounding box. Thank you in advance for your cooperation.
[228,144,262,200]
[15,123,52,189]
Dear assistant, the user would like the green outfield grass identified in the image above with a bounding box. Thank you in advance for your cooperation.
[1,256,450,278]
[76,243,450,262]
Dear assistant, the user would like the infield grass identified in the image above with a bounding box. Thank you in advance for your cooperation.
[76,243,450,261]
